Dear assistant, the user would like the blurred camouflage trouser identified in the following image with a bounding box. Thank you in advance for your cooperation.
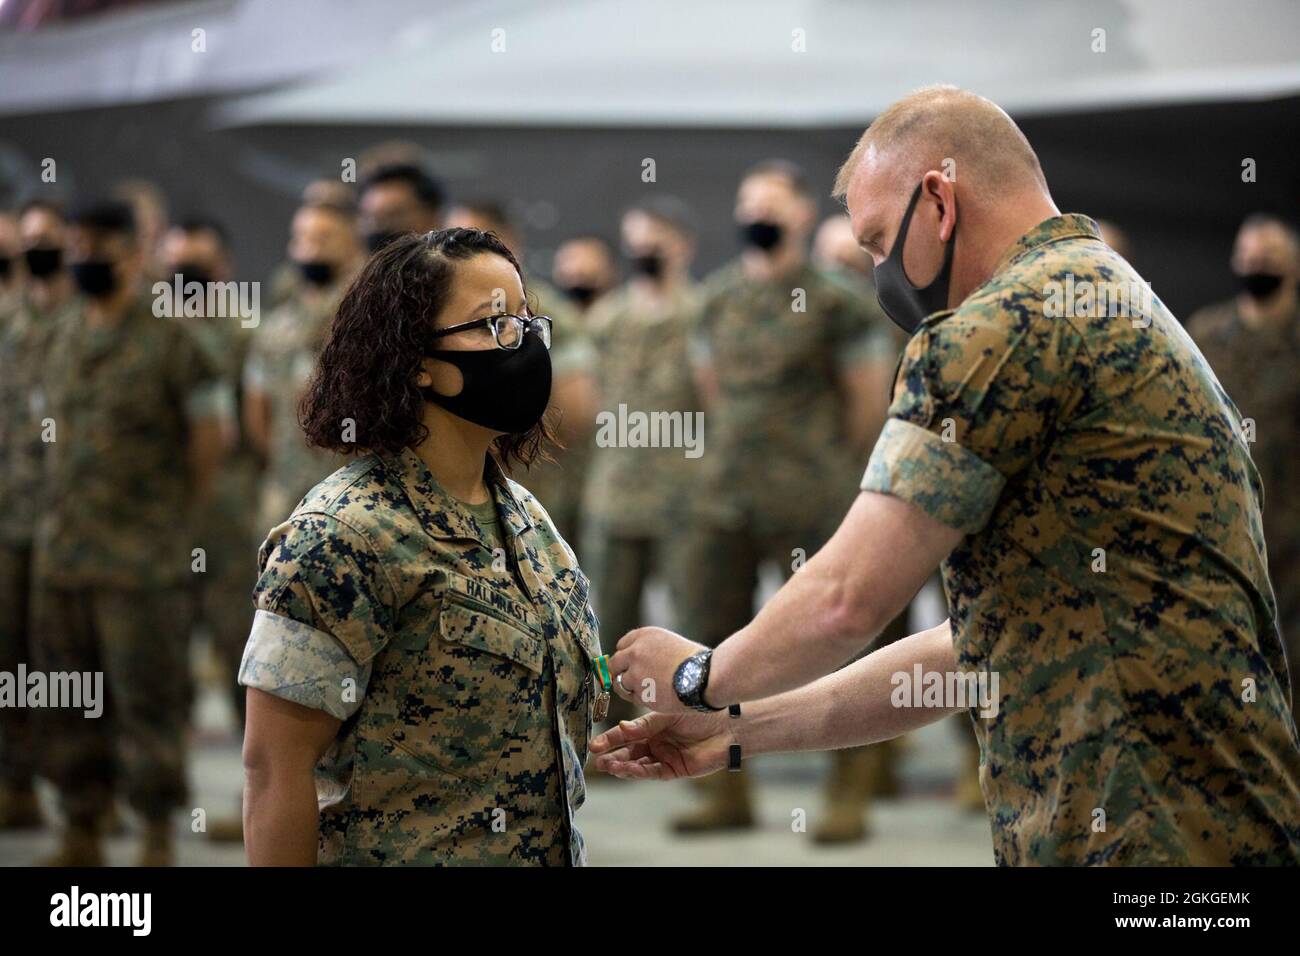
[31,585,192,826]
[0,543,36,788]
[678,521,835,649]
[193,540,257,727]
[582,520,690,722]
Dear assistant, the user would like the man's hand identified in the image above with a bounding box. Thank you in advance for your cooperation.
[590,712,733,780]
[608,627,708,713]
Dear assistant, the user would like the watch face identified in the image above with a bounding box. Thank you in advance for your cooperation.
[675,658,703,696]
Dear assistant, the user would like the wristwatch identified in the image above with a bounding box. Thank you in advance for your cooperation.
[672,650,724,713]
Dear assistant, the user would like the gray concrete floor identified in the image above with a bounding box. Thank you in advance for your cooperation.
[1,576,994,866]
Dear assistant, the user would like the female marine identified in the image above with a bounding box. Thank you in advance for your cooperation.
[239,228,602,866]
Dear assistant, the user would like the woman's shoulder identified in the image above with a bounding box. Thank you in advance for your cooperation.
[298,453,415,520]
[506,477,580,571]
[268,453,419,559]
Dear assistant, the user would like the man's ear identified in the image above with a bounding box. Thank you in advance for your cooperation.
[922,171,958,243]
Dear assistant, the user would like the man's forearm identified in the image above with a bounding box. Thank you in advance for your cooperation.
[738,621,962,756]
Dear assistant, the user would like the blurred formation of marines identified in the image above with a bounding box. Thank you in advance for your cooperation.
[243,198,361,535]
[32,202,228,866]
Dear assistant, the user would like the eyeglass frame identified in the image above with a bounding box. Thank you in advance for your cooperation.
[429,313,553,351]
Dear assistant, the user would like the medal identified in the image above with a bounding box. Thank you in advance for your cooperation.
[593,654,612,721]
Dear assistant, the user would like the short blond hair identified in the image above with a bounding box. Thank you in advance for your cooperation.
[833,85,1046,199]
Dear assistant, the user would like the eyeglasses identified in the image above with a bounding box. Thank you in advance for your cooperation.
[431,313,552,351]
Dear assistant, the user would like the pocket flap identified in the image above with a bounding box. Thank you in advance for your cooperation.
[438,600,545,674]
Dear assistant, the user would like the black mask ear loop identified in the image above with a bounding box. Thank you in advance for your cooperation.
[892,182,956,290]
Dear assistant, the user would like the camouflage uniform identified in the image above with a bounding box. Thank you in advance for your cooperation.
[680,261,884,649]
[580,285,702,721]
[0,293,76,791]
[517,278,594,550]
[239,447,601,865]
[1187,298,1300,705]
[863,214,1300,864]
[186,316,261,723]
[31,296,225,828]
[244,286,345,537]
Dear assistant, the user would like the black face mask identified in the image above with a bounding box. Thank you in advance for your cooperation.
[0,257,11,280]
[629,252,665,279]
[367,230,402,254]
[174,262,213,288]
[24,246,63,278]
[740,220,783,252]
[562,284,598,307]
[71,260,118,298]
[874,182,957,335]
[1238,271,1284,300]
[423,329,553,434]
[298,260,335,288]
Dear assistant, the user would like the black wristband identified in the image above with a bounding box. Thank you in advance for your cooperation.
[726,703,742,770]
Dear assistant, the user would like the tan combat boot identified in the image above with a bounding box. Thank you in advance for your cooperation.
[41,826,104,866]
[138,819,175,866]
[813,746,879,844]
[670,771,755,834]
[0,783,43,830]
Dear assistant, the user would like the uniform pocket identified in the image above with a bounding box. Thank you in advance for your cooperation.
[387,597,546,785]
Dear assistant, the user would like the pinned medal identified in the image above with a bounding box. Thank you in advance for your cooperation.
[592,654,612,722]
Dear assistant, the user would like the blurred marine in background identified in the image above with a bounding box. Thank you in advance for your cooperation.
[0,200,77,830]
[1187,212,1300,704]
[581,197,702,729]
[32,201,227,866]
[673,161,898,840]
[243,197,361,538]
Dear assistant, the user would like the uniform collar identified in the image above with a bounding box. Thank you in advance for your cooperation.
[990,214,1102,278]
[382,445,533,545]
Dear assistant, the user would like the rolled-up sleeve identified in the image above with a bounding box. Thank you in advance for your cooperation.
[863,418,1005,534]
[862,288,1082,535]
[239,609,372,720]
[240,513,395,718]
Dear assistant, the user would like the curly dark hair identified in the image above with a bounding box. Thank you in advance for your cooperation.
[299,227,556,472]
